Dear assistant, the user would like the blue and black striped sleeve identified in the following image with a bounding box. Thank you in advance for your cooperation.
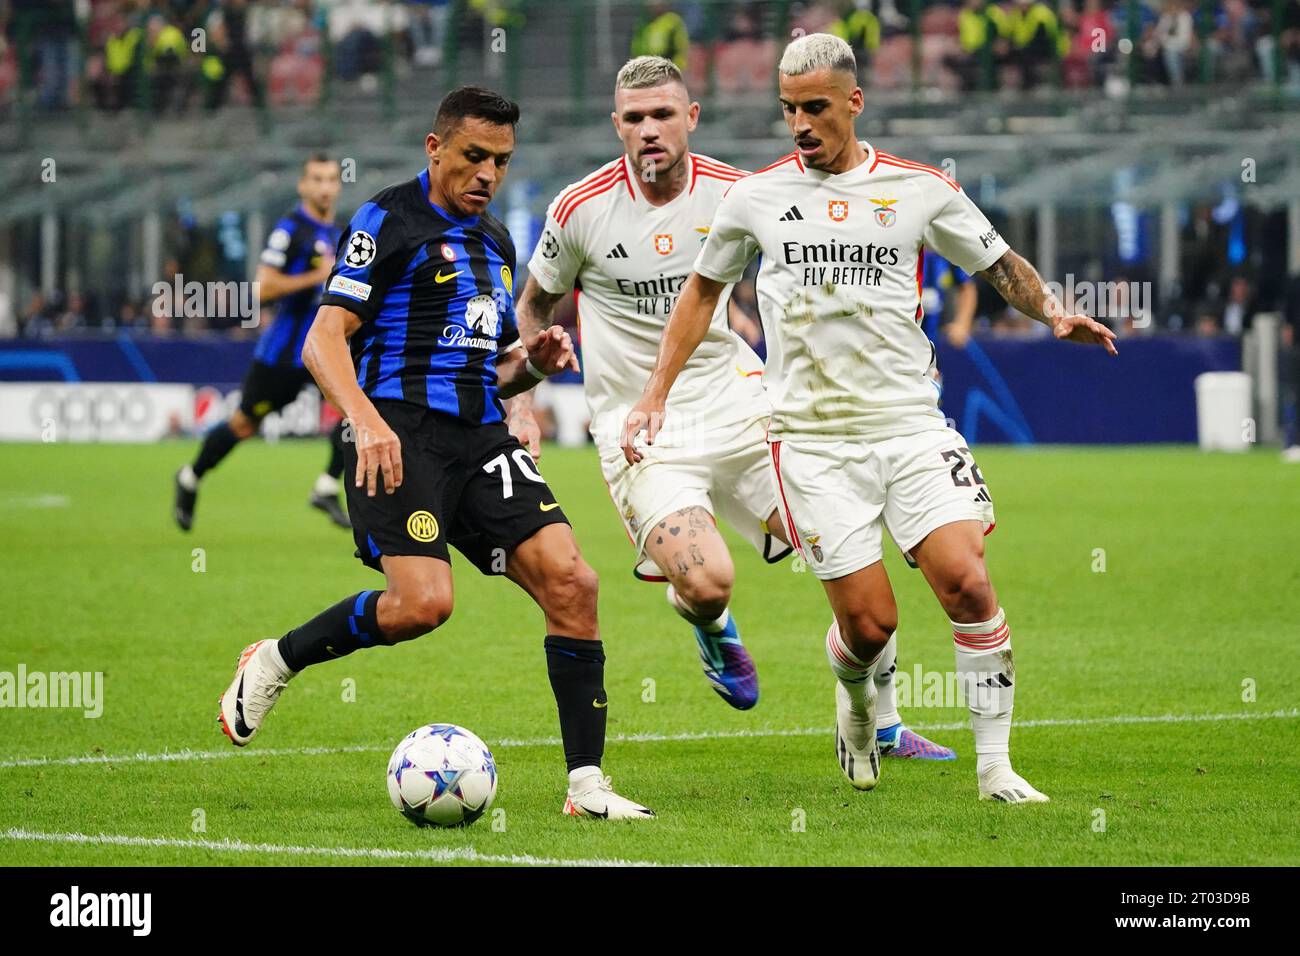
[318,200,409,324]
[259,215,302,272]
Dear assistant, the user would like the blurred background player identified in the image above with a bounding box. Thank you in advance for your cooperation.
[922,253,977,348]
[217,87,653,820]
[624,33,1118,802]
[173,153,349,531]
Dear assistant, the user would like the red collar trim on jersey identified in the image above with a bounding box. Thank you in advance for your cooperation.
[619,155,637,200]
[864,141,878,173]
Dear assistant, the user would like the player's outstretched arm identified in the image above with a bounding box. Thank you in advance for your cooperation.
[978,249,1118,355]
[505,275,575,458]
[303,304,403,497]
[515,273,569,342]
[497,326,578,399]
[255,260,334,304]
[620,272,726,465]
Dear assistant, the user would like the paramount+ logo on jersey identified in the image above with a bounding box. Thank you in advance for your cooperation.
[782,240,900,288]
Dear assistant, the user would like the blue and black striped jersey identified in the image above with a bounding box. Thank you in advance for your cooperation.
[920,251,970,343]
[318,169,520,426]
[253,206,343,367]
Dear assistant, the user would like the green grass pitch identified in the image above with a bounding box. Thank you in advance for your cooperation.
[1,440,1297,866]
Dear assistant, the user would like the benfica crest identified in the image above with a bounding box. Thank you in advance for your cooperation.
[870,197,898,227]
[827,200,849,222]
[654,233,673,255]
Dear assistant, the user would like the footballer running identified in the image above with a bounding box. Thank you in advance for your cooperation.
[174,153,352,531]
[623,35,1117,803]
[512,55,954,759]
[217,87,654,820]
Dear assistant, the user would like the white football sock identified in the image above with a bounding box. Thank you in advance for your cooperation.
[262,638,297,679]
[568,765,602,792]
[873,632,900,730]
[666,585,730,632]
[952,608,1015,777]
[313,473,340,497]
[825,619,881,715]
[178,464,198,492]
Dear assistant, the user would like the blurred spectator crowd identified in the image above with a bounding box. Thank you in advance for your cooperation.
[1,0,1297,113]
[0,0,484,112]
[636,0,1300,93]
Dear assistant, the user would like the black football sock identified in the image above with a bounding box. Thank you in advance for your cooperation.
[326,420,346,481]
[544,635,607,773]
[277,590,383,671]
[192,422,242,479]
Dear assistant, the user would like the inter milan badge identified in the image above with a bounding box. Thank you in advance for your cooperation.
[654,233,673,255]
[345,231,376,267]
[827,200,848,223]
[541,229,559,259]
[406,510,439,542]
[870,197,898,227]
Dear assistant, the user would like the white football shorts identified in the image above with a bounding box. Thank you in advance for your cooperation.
[600,409,790,581]
[769,426,996,581]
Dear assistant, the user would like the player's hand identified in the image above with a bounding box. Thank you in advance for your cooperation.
[508,406,543,460]
[944,323,971,349]
[620,393,666,466]
[1053,312,1119,356]
[525,325,580,376]
[352,414,403,497]
[311,255,336,284]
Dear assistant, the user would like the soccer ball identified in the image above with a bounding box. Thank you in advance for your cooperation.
[387,723,498,827]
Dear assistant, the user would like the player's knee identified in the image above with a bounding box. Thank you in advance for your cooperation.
[561,557,601,614]
[229,413,258,440]
[541,551,599,619]
[675,568,733,621]
[385,589,453,641]
[840,611,896,659]
[939,565,996,621]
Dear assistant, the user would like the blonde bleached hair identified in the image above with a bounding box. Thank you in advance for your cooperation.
[779,33,857,77]
[615,55,687,92]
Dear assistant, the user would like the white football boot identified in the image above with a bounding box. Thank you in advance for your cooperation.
[218,639,296,746]
[835,679,881,790]
[563,769,656,820]
[978,764,1050,803]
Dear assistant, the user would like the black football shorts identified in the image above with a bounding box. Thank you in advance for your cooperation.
[343,399,570,576]
[238,361,314,420]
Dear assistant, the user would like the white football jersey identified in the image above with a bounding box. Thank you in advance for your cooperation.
[694,142,1010,442]
[528,153,767,449]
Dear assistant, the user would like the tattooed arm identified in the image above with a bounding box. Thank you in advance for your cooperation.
[505,390,542,459]
[516,272,569,343]
[978,249,1118,355]
[505,275,580,458]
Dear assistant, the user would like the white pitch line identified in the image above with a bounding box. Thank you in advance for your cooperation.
[0,828,663,868]
[0,494,70,509]
[1,708,1296,771]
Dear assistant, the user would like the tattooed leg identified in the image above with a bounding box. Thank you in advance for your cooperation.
[642,505,735,622]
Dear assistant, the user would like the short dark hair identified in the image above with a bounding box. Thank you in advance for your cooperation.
[434,86,520,138]
[302,151,337,174]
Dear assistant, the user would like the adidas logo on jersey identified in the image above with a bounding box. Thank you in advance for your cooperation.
[779,205,804,222]
[973,488,993,504]
[606,243,628,259]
